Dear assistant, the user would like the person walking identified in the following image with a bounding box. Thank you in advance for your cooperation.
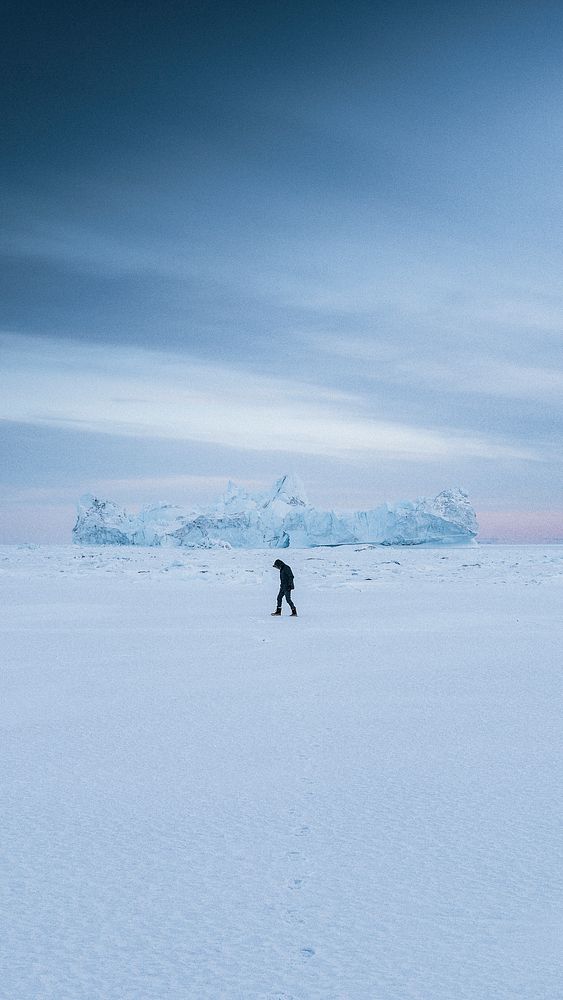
[271,558,297,616]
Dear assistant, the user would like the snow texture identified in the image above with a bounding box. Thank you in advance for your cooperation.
[1,542,562,999]
[73,474,478,548]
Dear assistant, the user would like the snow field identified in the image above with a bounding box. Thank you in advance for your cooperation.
[1,544,562,999]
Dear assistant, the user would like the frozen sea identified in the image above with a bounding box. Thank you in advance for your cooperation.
[1,543,562,1000]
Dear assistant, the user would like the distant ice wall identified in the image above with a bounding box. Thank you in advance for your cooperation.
[73,474,478,548]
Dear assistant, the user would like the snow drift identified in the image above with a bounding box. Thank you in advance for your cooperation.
[73,474,478,548]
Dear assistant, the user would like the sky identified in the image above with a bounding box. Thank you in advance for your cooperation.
[1,0,562,543]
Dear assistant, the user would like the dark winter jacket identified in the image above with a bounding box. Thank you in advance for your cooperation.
[274,560,294,591]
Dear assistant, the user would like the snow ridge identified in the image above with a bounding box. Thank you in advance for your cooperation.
[73,476,478,548]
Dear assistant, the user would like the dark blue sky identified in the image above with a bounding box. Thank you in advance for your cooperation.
[2,1,563,541]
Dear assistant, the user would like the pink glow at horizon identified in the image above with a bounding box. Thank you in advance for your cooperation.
[1,504,563,546]
[477,511,563,542]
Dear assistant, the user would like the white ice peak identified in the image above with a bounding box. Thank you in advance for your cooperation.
[267,474,308,507]
[73,476,478,548]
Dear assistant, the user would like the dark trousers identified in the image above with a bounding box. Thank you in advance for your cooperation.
[277,586,296,611]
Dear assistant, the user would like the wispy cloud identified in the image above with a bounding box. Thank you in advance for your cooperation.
[0,222,192,280]
[314,335,563,402]
[1,333,530,462]
[0,474,240,507]
[7,208,563,344]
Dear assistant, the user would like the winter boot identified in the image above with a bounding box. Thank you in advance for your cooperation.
[271,608,282,616]
[290,607,298,616]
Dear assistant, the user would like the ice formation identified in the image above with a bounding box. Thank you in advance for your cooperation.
[73,474,478,548]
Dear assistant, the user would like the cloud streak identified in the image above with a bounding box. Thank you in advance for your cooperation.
[1,333,530,463]
[314,335,563,402]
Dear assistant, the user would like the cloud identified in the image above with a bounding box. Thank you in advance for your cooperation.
[0,474,240,508]
[1,332,530,463]
[1,222,192,280]
[474,299,563,335]
[314,335,563,402]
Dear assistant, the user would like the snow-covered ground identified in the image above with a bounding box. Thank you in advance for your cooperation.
[1,543,562,1000]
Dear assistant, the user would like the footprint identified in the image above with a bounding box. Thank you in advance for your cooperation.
[301,947,315,958]
[289,878,304,889]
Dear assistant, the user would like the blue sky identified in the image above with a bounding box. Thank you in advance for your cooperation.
[1,1,562,541]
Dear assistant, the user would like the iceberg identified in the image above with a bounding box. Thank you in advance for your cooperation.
[73,475,478,548]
